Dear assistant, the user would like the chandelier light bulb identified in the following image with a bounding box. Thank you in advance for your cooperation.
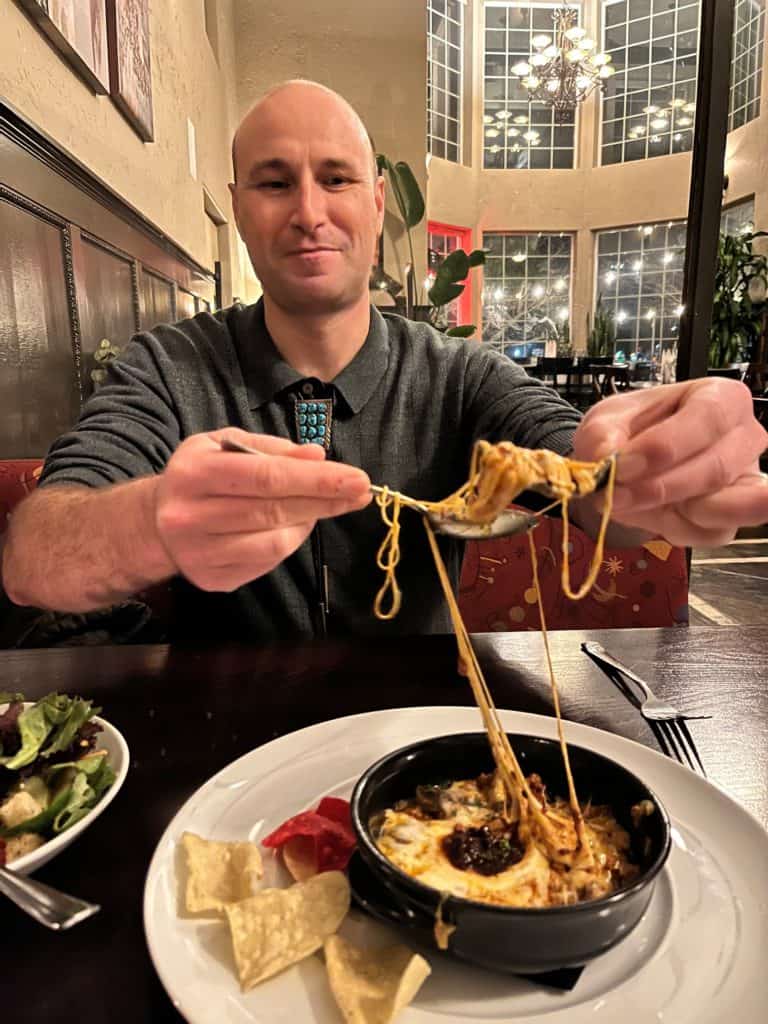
[543,45,560,59]
[530,53,548,67]
[532,284,544,298]
[599,65,616,79]
[565,26,586,41]
[651,117,668,130]
[524,75,541,89]
[580,38,596,51]
[643,105,659,115]
[557,307,569,321]
[590,53,610,66]
[512,253,527,263]
[575,75,591,91]
[497,110,512,119]
[532,34,552,48]
[678,116,693,127]
[684,102,696,113]
[554,278,566,291]
[670,98,686,108]
[512,61,531,77]
[485,128,500,138]
[513,114,529,124]
[507,127,520,136]
[483,114,494,124]
[646,309,656,320]
[566,48,585,62]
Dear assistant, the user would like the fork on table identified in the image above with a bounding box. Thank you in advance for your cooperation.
[581,641,708,776]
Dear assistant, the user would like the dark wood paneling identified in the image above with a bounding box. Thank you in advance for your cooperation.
[176,287,196,321]
[0,197,80,457]
[139,268,175,330]
[0,103,215,291]
[73,231,138,394]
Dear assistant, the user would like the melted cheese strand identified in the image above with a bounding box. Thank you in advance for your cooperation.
[373,487,403,620]
[527,529,592,861]
[423,518,554,840]
[560,455,618,600]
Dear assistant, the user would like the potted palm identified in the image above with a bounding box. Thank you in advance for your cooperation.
[709,230,768,369]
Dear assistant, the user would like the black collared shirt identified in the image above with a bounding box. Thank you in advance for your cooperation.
[39,301,581,640]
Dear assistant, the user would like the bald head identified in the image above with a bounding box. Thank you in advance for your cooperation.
[231,80,378,185]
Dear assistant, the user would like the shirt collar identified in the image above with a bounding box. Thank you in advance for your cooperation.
[234,300,390,414]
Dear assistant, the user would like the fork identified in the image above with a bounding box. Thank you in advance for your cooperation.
[582,641,707,776]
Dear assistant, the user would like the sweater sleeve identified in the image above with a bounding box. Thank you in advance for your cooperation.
[462,345,581,455]
[38,332,181,490]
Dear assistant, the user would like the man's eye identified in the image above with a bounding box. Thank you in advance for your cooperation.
[258,180,289,190]
[326,176,349,187]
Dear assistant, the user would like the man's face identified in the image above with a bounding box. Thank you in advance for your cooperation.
[230,88,385,315]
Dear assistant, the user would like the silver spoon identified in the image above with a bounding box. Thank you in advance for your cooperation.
[218,437,609,540]
[0,864,100,930]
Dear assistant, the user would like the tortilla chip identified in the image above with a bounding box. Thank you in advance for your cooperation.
[324,934,431,1024]
[181,831,263,914]
[282,835,319,882]
[224,870,350,991]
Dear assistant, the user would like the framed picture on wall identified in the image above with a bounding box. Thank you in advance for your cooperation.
[17,0,110,94]
[106,0,154,142]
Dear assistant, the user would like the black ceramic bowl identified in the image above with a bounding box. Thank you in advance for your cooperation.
[351,732,671,974]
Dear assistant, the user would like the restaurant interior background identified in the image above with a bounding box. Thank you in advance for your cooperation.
[0,0,767,637]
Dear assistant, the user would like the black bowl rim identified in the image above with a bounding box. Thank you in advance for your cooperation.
[351,730,672,918]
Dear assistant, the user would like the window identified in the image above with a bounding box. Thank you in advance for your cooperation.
[428,223,473,327]
[601,0,699,165]
[483,3,578,170]
[595,221,688,361]
[730,0,765,130]
[482,232,573,359]
[721,197,756,236]
[428,0,464,162]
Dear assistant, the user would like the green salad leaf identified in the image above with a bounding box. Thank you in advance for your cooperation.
[0,693,100,770]
[0,754,117,838]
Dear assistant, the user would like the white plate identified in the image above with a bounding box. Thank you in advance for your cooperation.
[144,707,768,1024]
[3,706,129,876]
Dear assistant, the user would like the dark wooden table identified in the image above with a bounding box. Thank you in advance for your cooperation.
[2,626,767,1021]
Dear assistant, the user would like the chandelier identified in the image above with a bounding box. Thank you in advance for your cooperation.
[511,5,615,124]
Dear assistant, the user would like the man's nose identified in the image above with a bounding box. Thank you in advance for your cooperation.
[290,180,327,233]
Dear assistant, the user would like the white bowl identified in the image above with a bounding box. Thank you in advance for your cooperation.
[2,709,129,876]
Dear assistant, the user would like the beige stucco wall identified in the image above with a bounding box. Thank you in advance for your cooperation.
[427,0,768,349]
[232,0,428,304]
[0,0,245,300]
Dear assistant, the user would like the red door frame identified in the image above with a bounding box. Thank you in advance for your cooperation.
[427,221,473,326]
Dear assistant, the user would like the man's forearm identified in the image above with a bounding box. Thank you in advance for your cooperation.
[2,478,176,612]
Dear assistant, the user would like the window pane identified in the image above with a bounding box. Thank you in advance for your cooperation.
[427,1,463,163]
[482,232,573,360]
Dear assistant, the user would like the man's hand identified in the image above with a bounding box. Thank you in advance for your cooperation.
[153,428,372,591]
[572,378,768,548]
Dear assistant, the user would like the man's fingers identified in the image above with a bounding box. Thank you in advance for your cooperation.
[205,427,326,460]
[183,445,371,501]
[181,522,315,592]
[678,473,768,531]
[611,419,767,513]
[171,493,371,535]
[574,379,758,469]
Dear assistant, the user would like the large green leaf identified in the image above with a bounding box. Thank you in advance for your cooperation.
[438,249,470,281]
[428,281,464,307]
[392,161,425,229]
[445,324,477,338]
[467,249,487,268]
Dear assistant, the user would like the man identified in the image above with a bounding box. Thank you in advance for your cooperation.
[3,81,767,640]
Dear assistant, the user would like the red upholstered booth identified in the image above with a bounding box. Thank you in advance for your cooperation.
[0,460,689,637]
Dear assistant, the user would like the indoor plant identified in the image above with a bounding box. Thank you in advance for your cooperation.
[374,154,485,338]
